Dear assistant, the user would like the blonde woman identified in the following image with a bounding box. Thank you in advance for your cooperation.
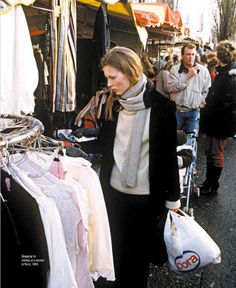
[96,47,180,288]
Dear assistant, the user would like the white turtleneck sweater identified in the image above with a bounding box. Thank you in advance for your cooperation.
[110,108,151,195]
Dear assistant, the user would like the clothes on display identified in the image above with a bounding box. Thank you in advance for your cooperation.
[1,170,50,288]
[1,148,115,288]
[0,3,38,114]
[50,0,77,112]
[1,164,78,288]
[76,38,96,110]
[92,3,110,93]
[33,46,49,102]
[0,2,114,285]
[76,3,110,111]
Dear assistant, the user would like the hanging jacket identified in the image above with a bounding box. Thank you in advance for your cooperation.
[92,3,110,93]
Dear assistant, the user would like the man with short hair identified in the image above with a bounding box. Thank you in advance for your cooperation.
[168,43,211,135]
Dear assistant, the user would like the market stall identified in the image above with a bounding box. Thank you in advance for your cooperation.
[1,0,188,120]
[130,2,188,63]
[0,4,188,286]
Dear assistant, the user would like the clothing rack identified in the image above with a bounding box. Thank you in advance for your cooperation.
[30,4,54,13]
[0,114,44,148]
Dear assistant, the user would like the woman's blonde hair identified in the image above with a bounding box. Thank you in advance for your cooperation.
[101,46,143,119]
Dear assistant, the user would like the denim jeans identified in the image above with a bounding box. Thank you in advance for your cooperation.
[176,109,200,135]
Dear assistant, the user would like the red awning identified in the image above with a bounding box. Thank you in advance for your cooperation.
[134,10,159,27]
[132,3,165,27]
[172,10,183,29]
[132,2,183,30]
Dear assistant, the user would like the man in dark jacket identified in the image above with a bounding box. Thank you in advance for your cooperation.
[200,40,236,194]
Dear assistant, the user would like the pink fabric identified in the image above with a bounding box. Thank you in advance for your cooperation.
[48,159,67,180]
[34,176,95,288]
[15,158,94,288]
[61,156,115,281]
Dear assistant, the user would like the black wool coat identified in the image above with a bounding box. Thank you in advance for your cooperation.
[201,63,236,138]
[97,82,180,216]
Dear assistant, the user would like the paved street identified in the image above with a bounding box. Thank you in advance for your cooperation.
[148,135,236,288]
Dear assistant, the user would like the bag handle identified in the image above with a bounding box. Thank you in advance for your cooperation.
[169,209,190,218]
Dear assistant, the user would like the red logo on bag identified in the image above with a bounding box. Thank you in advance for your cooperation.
[175,251,200,272]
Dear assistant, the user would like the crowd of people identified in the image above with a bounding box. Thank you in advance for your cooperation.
[146,41,236,196]
[90,40,236,288]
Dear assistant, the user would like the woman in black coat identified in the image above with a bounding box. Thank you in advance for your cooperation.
[200,40,236,194]
[96,47,180,288]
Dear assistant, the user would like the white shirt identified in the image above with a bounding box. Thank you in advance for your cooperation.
[0,5,37,114]
[20,152,115,282]
[14,154,95,288]
[57,156,115,281]
[6,161,77,288]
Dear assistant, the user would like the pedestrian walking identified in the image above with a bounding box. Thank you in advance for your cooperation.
[207,56,218,82]
[168,43,211,135]
[156,59,174,98]
[200,40,236,195]
[97,46,181,288]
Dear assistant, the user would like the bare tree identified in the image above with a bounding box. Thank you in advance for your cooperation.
[211,0,236,41]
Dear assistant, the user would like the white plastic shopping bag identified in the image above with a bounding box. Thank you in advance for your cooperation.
[164,210,221,273]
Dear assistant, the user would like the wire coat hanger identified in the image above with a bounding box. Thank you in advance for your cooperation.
[30,4,61,17]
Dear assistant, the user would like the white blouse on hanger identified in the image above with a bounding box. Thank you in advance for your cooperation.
[61,156,115,281]
[6,161,77,288]
[0,4,37,114]
[12,154,95,288]
[22,151,115,282]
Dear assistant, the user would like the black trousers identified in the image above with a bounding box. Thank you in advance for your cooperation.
[106,187,153,288]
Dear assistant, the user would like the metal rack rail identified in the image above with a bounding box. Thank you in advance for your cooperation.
[0,114,44,148]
